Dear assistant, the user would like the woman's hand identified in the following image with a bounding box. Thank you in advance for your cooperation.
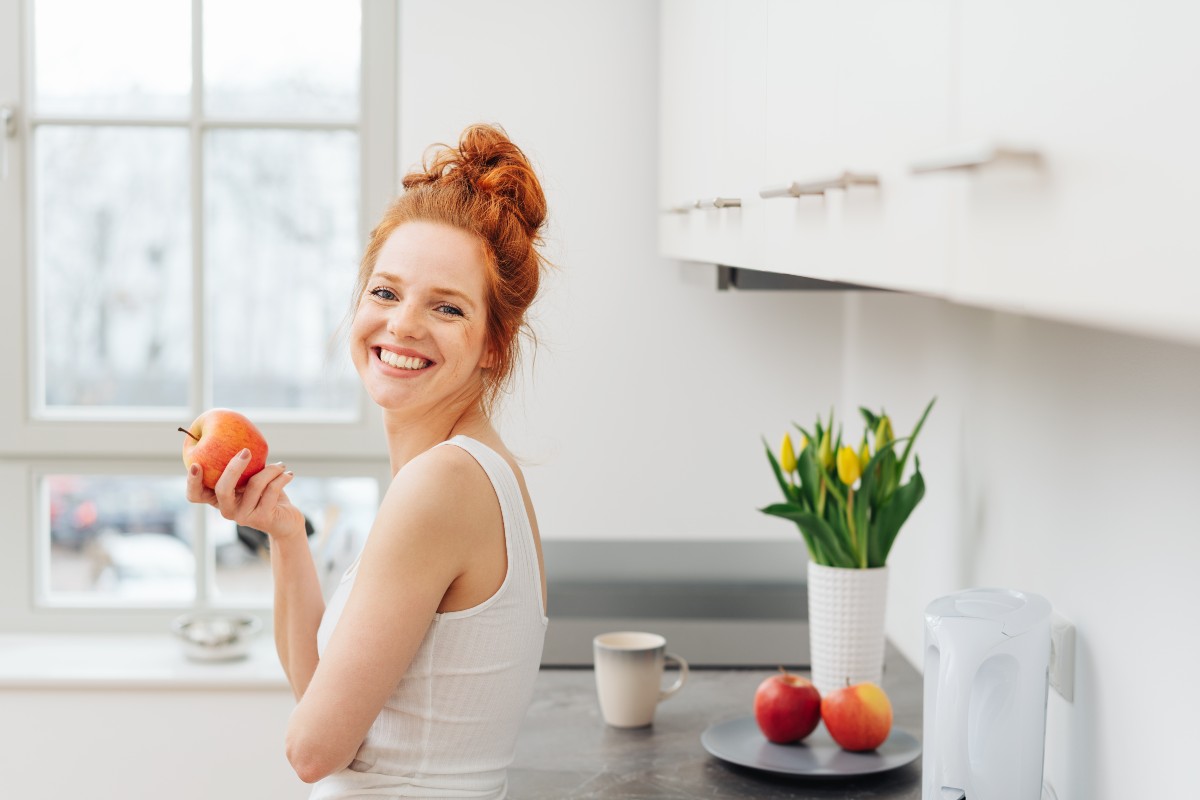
[186,449,306,543]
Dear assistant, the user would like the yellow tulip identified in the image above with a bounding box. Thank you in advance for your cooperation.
[818,430,833,471]
[799,435,809,452]
[837,445,862,485]
[875,415,893,448]
[780,433,797,474]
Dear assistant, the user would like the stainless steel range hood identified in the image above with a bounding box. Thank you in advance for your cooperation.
[539,541,810,668]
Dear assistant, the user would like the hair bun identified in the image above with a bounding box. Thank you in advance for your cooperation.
[405,123,546,239]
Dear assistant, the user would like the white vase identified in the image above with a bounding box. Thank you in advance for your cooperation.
[806,561,889,696]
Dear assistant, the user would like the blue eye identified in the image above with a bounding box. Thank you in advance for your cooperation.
[437,304,464,317]
[369,287,397,301]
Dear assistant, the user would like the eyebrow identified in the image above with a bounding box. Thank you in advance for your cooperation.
[371,271,475,308]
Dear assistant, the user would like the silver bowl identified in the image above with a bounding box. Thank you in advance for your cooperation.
[170,613,263,662]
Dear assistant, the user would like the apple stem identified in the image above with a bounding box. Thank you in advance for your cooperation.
[778,665,789,678]
[178,427,199,442]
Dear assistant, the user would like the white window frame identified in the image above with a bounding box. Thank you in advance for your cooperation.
[0,0,399,632]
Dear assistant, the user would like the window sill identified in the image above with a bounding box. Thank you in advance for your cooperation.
[0,633,291,690]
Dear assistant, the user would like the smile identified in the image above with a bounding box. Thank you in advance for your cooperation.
[376,348,433,370]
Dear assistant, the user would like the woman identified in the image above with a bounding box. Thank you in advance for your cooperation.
[186,123,551,798]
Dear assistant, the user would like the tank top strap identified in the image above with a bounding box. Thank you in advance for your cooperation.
[436,435,543,603]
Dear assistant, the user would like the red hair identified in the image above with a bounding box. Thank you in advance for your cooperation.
[353,123,551,416]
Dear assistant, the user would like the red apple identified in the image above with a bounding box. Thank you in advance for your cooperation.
[179,408,269,490]
[820,681,893,751]
[753,667,822,744]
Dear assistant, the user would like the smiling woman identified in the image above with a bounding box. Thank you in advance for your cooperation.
[352,124,552,418]
[187,123,555,799]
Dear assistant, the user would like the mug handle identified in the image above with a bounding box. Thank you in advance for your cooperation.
[659,652,689,703]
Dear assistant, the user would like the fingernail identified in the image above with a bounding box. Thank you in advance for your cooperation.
[239,449,250,460]
[189,464,199,476]
[284,471,294,477]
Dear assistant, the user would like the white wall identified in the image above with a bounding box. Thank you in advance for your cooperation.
[397,0,843,545]
[843,291,1200,800]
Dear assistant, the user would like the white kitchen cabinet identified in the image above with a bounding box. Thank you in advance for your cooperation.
[659,0,766,270]
[760,0,843,282]
[1,689,308,799]
[660,0,1200,345]
[946,0,1200,343]
[816,0,953,295]
[737,0,955,294]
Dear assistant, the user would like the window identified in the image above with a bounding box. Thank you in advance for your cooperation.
[0,0,398,629]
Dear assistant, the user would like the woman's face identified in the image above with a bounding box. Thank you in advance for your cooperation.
[350,220,494,414]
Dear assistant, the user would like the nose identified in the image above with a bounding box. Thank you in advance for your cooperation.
[385,297,426,340]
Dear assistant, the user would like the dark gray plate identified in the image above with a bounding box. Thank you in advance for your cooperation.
[701,716,921,778]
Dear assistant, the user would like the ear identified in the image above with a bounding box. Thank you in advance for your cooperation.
[479,344,497,370]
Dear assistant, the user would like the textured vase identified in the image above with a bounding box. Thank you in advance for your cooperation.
[806,561,889,696]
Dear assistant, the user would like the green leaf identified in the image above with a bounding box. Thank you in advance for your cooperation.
[872,465,926,565]
[896,396,936,480]
[796,439,822,510]
[762,436,801,507]
[859,407,879,431]
[821,472,848,511]
[758,502,819,560]
[760,504,858,568]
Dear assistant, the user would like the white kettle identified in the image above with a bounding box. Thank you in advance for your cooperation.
[923,588,1052,800]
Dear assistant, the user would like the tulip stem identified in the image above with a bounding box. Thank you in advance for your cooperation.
[846,489,863,568]
[178,427,199,442]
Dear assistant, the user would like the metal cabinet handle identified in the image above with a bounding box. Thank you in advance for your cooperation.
[1,105,15,181]
[696,197,741,209]
[910,144,1042,174]
[759,171,879,198]
[663,203,693,214]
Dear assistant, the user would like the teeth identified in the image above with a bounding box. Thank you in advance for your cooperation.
[379,349,430,370]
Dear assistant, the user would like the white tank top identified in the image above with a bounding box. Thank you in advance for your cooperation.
[310,435,548,799]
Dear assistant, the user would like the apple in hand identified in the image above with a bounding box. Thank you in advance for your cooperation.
[179,408,269,490]
[820,681,893,751]
[753,667,822,744]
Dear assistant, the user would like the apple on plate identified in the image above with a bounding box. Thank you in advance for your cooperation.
[820,681,893,751]
[179,408,269,490]
[753,667,822,744]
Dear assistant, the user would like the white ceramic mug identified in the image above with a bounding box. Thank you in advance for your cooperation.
[593,631,689,728]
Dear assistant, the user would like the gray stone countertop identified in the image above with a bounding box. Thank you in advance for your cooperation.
[509,644,922,799]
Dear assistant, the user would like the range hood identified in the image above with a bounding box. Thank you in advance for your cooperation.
[539,541,810,668]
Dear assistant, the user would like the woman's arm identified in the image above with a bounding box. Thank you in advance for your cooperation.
[268,531,325,698]
[283,445,491,783]
[187,451,319,698]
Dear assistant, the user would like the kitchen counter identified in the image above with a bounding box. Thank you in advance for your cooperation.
[509,643,922,799]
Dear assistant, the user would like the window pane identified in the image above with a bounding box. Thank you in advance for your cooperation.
[34,0,191,117]
[36,126,191,409]
[205,128,359,411]
[204,0,360,120]
[211,476,378,603]
[46,475,195,603]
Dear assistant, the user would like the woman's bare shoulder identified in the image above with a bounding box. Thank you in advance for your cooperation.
[384,441,498,519]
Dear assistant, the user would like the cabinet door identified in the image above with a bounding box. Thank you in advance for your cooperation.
[763,1,953,292]
[659,0,724,262]
[762,0,842,280]
[710,0,767,270]
[950,0,1200,343]
[826,0,953,295]
[659,0,765,269]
